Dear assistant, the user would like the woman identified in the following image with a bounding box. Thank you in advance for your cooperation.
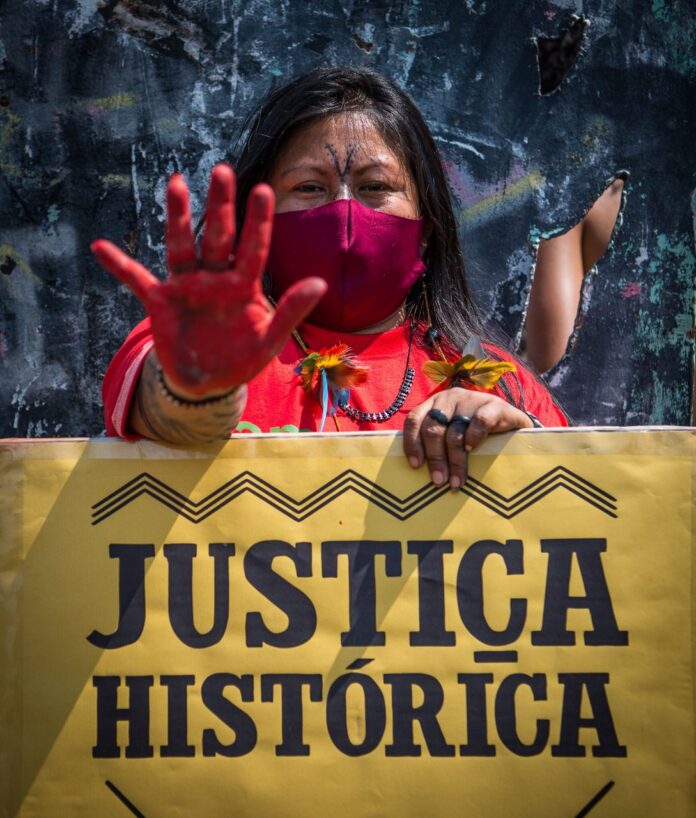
[96,67,568,491]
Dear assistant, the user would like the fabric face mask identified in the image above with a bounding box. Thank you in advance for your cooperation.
[267,199,426,331]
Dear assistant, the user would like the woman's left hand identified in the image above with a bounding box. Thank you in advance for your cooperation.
[403,388,533,489]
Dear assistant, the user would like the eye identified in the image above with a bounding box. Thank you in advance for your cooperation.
[293,183,325,194]
[360,182,391,194]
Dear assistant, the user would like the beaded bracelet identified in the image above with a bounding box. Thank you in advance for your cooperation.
[156,365,239,408]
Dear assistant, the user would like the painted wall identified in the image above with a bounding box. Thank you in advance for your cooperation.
[0,0,694,437]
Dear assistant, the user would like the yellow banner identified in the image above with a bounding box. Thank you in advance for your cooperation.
[1,430,695,818]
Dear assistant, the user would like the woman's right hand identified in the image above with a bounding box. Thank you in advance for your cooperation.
[92,164,327,398]
[403,387,534,489]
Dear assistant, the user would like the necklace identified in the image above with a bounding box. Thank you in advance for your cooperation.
[290,319,416,426]
[338,321,415,423]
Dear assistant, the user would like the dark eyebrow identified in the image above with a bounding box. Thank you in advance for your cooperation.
[278,162,330,178]
[279,156,400,179]
[352,159,398,173]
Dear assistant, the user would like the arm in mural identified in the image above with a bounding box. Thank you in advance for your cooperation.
[524,177,624,373]
[92,165,326,443]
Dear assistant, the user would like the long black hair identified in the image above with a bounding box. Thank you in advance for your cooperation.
[232,65,487,356]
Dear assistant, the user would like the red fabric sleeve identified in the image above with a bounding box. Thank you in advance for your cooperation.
[102,318,154,439]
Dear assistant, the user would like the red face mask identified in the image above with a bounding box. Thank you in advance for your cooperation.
[267,199,426,331]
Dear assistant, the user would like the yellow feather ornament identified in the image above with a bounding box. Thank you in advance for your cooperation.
[422,336,516,391]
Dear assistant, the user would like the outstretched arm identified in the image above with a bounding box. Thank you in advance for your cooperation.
[94,165,326,443]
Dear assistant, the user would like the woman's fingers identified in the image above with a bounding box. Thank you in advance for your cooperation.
[235,184,275,283]
[166,173,197,273]
[419,408,452,486]
[201,164,237,269]
[465,403,509,450]
[406,399,474,487]
[445,416,470,489]
[403,400,433,472]
[265,277,328,356]
[461,403,531,452]
[166,167,274,281]
[405,391,527,487]
[91,239,159,305]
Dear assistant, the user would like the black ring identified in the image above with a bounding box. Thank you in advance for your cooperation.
[427,408,450,426]
[449,414,471,428]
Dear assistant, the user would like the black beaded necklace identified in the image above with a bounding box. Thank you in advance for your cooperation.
[338,321,415,423]
[291,319,416,426]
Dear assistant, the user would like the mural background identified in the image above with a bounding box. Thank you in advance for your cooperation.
[0,0,694,436]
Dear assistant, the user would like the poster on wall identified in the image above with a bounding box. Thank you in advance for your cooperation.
[0,429,694,818]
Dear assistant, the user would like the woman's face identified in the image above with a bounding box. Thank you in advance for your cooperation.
[268,112,420,218]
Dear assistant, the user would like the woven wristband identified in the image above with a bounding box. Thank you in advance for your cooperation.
[156,365,238,409]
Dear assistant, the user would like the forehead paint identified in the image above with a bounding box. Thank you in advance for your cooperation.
[325,143,358,180]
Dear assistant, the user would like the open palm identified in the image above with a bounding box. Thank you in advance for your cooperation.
[92,164,326,397]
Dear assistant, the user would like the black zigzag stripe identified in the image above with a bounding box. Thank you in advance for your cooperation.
[463,467,617,519]
[91,467,617,524]
[90,470,450,524]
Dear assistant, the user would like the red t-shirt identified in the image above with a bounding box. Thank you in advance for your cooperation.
[102,318,568,438]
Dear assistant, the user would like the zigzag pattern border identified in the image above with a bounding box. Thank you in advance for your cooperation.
[91,466,617,524]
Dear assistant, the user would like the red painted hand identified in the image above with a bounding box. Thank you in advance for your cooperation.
[92,164,327,397]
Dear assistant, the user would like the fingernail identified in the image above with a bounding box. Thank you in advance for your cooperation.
[465,445,473,452]
[450,476,461,490]
[408,456,420,468]
[431,470,444,485]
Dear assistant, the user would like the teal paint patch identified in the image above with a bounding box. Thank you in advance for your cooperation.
[46,204,60,226]
[651,0,696,78]
[646,370,691,426]
[635,231,695,357]
[528,224,565,245]
[651,0,669,22]
[42,203,60,235]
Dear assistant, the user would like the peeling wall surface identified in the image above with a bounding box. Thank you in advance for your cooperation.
[0,0,694,437]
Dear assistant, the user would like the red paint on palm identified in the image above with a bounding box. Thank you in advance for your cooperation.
[148,272,284,394]
[92,164,327,396]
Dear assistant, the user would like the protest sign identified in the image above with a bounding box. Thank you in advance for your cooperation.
[1,430,694,817]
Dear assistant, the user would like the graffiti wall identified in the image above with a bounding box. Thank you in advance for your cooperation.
[0,0,694,436]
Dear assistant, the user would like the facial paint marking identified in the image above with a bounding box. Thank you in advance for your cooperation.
[325,142,358,181]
